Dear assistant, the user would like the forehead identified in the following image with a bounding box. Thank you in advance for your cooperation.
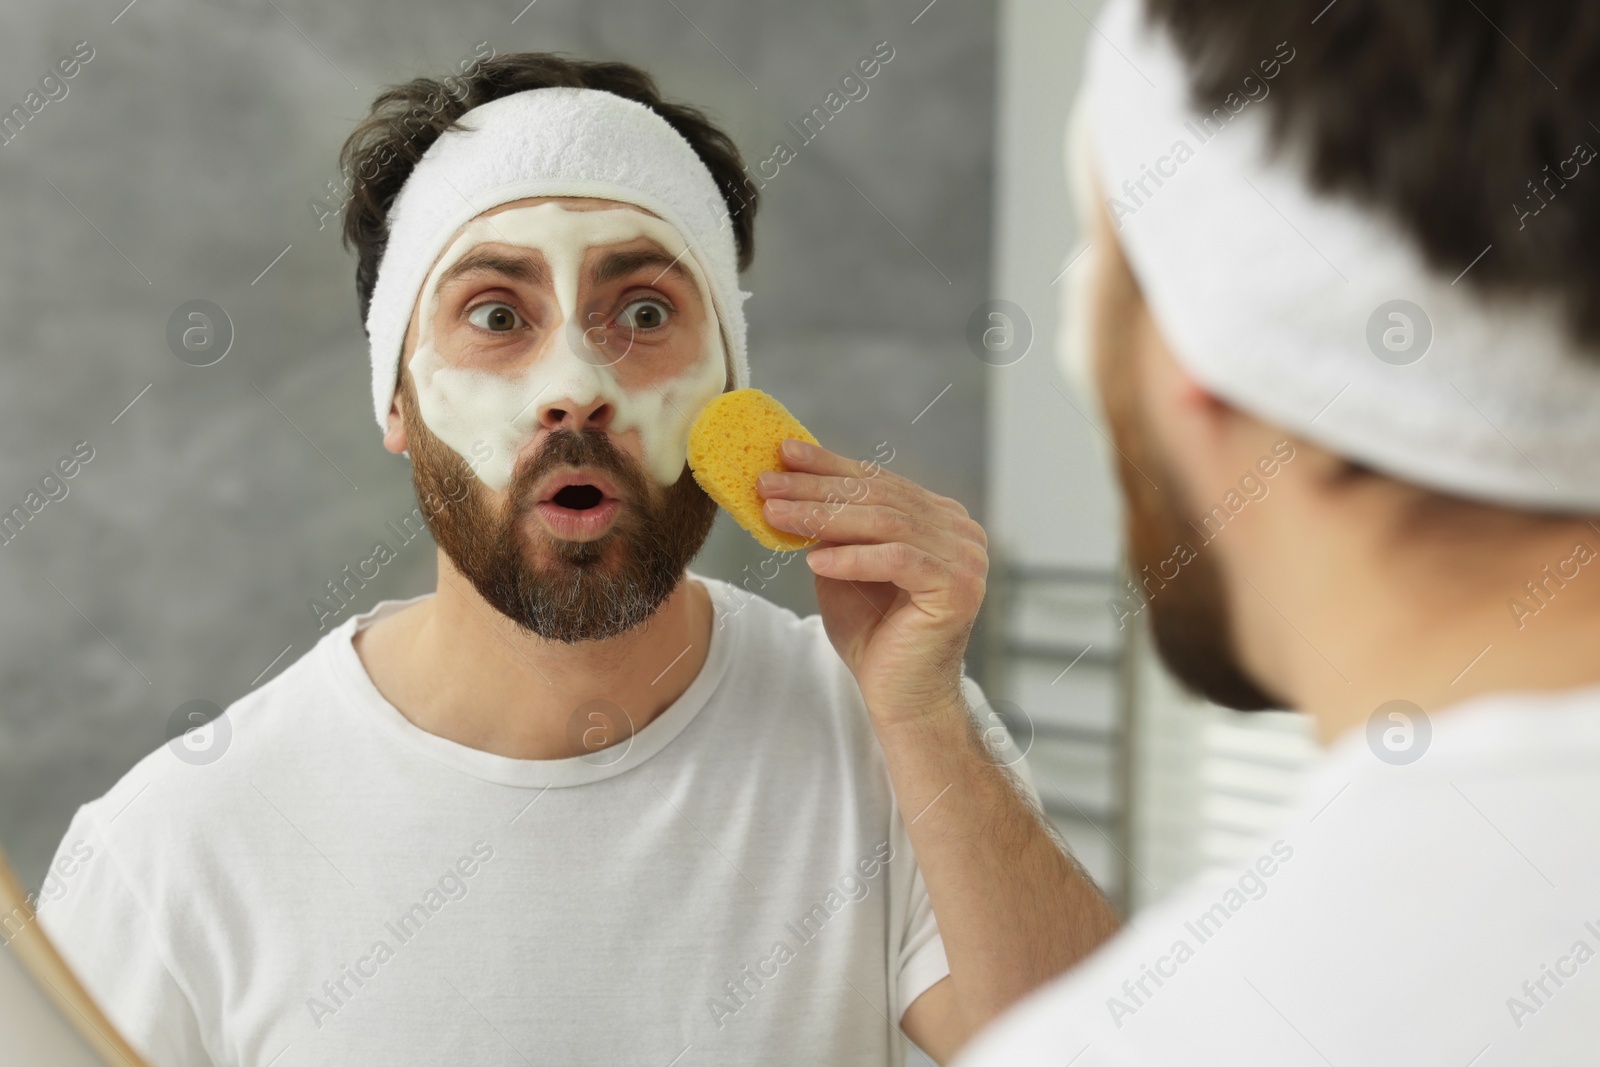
[429,196,692,282]
[465,196,666,249]
[478,194,650,222]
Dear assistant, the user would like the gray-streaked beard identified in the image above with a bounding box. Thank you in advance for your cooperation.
[401,380,717,643]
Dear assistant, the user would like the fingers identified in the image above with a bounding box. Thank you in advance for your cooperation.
[807,541,946,590]
[766,498,962,561]
[764,439,987,550]
[776,437,865,475]
[807,542,986,614]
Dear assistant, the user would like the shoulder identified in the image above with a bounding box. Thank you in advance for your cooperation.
[698,572,843,678]
[957,689,1600,1066]
[66,624,356,865]
[693,572,1024,748]
[694,572,873,732]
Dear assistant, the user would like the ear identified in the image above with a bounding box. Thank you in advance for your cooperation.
[1134,303,1227,429]
[1166,357,1228,419]
[384,322,418,456]
[382,379,409,456]
[1144,328,1285,506]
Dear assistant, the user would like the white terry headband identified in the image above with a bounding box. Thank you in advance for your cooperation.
[363,86,752,433]
[1081,0,1600,511]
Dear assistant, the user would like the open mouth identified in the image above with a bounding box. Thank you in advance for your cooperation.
[533,470,624,542]
[551,483,605,511]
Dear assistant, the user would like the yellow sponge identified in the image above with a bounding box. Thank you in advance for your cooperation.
[688,389,820,552]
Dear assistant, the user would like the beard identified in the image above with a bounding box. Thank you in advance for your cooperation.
[400,373,718,643]
[1094,261,1286,712]
[1114,440,1286,711]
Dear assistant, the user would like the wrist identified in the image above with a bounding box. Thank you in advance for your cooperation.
[868,689,975,746]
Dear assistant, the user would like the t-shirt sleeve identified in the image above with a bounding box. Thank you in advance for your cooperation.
[891,803,950,1022]
[892,674,1045,1021]
[35,805,217,1067]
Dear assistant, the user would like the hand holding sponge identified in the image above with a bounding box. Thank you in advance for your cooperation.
[687,389,820,552]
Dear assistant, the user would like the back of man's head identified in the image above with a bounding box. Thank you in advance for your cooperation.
[1071,0,1600,727]
[1149,0,1600,346]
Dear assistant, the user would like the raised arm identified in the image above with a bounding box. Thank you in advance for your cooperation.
[758,439,1122,1060]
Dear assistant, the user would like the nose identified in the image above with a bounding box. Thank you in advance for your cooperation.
[538,391,615,434]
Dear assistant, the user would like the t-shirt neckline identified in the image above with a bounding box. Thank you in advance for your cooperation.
[321,571,739,788]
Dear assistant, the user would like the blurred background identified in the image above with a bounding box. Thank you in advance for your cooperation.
[0,0,1314,1059]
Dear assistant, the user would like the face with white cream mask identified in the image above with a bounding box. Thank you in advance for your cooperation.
[381,195,728,643]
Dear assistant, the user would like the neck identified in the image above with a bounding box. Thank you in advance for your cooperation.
[354,550,714,760]
[1238,509,1600,745]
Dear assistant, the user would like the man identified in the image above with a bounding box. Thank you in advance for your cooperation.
[957,0,1600,1063]
[38,56,1117,1066]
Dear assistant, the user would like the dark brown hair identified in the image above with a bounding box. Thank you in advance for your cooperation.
[1147,0,1600,352]
[338,52,758,330]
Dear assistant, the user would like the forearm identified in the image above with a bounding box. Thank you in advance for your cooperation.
[757,440,1120,1038]
[875,693,1122,1036]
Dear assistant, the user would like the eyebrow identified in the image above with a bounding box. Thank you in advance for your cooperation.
[434,243,693,296]
[591,246,693,288]
[435,248,550,291]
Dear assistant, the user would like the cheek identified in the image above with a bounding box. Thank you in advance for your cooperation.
[411,307,726,491]
[606,314,717,390]
[610,314,728,486]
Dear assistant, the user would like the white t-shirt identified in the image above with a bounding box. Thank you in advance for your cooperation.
[955,684,1600,1067]
[41,574,1031,1067]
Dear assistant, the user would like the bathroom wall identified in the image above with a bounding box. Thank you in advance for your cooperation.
[0,0,997,892]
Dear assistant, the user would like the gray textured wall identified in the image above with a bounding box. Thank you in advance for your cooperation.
[0,0,995,892]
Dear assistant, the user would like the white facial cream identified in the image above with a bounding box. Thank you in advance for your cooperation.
[407,202,728,490]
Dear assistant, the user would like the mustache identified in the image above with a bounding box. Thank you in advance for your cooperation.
[509,429,651,513]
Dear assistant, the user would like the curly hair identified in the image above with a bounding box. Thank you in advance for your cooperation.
[336,51,758,330]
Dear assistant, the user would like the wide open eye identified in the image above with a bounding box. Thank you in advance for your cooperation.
[616,298,671,331]
[467,302,523,332]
